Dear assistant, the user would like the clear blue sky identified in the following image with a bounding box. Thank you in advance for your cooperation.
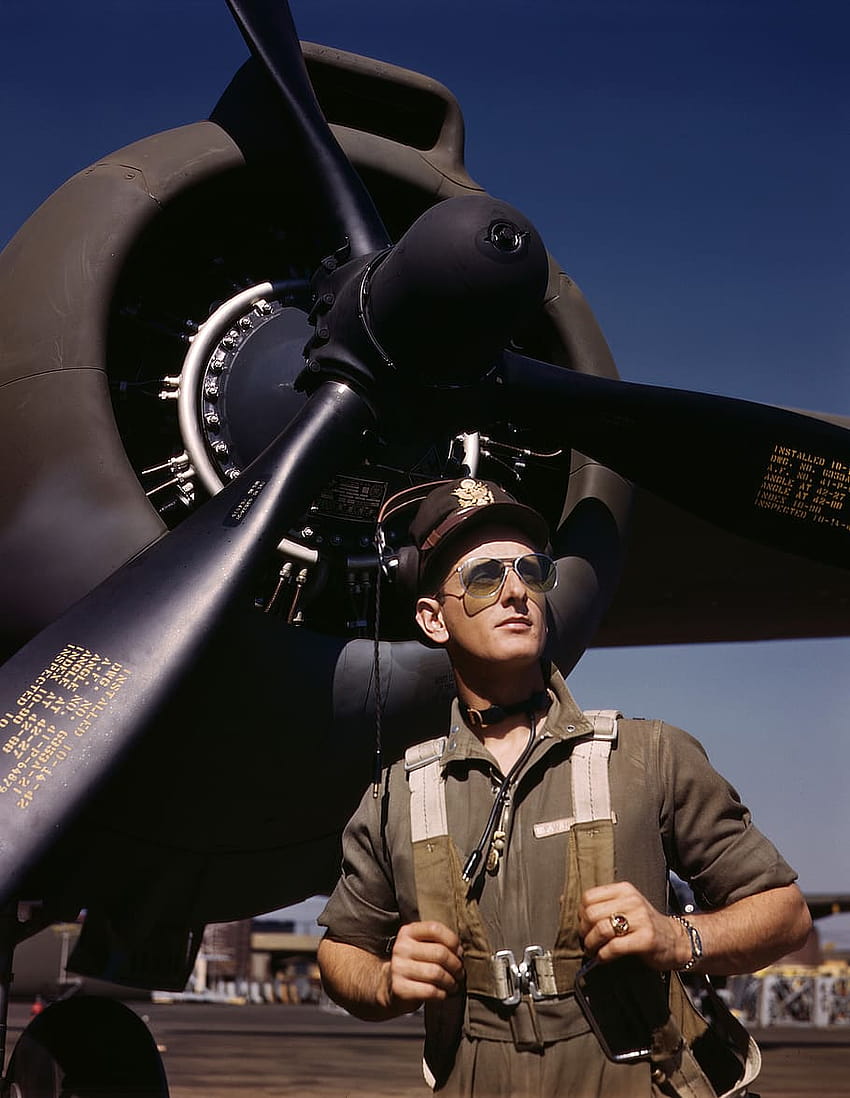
[2,2,848,922]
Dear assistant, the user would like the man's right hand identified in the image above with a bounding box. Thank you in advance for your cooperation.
[381,920,464,1010]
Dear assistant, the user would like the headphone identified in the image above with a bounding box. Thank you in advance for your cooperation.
[374,479,452,610]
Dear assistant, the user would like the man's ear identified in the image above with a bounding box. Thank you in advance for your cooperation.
[415,596,449,645]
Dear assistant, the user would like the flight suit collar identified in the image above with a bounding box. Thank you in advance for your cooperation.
[440,668,594,768]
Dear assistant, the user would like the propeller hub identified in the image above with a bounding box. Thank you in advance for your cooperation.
[301,195,549,401]
[487,219,527,253]
[366,196,549,387]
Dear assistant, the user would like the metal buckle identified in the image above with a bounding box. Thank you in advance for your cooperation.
[492,946,558,1005]
[524,945,558,999]
[493,949,522,1005]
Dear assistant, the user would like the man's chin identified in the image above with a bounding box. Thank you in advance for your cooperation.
[490,638,546,666]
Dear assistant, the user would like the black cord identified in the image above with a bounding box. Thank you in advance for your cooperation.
[371,535,385,797]
[462,712,538,886]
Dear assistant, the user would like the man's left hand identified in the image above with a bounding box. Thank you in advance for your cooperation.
[578,882,689,970]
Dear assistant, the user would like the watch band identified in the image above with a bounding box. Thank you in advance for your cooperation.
[671,914,703,972]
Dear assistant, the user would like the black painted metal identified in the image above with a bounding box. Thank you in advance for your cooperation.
[0,382,374,906]
[5,996,170,1097]
[225,0,390,258]
[495,351,850,570]
[301,194,550,414]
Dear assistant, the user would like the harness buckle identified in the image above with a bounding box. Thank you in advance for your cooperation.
[523,944,558,1000]
[493,949,522,1005]
[581,709,621,741]
[492,946,558,1005]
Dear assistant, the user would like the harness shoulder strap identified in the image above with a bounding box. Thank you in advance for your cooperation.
[553,711,621,968]
[404,738,464,1091]
[404,737,448,843]
[404,711,622,841]
[571,709,621,825]
[404,735,492,970]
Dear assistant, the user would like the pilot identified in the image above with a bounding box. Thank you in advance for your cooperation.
[317,477,811,1097]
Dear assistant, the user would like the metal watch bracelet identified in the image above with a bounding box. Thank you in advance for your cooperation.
[671,914,703,972]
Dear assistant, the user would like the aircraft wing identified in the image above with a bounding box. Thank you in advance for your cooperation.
[598,484,850,646]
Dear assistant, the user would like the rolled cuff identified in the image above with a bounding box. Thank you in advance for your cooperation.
[318,876,400,957]
[689,822,797,910]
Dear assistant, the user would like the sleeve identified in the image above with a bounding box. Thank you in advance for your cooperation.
[317,770,403,957]
[657,722,798,910]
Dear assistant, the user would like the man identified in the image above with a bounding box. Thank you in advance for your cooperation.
[318,478,811,1097]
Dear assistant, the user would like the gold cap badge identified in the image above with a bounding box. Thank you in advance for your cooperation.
[452,479,495,510]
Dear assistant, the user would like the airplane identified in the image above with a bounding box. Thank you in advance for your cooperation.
[0,0,848,1092]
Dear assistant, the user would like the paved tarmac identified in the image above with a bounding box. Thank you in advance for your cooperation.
[5,1000,850,1096]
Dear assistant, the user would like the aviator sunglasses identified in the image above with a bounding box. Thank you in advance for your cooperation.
[453,553,558,599]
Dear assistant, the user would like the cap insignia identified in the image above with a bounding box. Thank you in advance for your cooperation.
[452,479,494,510]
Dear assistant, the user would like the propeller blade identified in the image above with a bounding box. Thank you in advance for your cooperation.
[0,382,373,904]
[225,0,390,257]
[492,351,850,570]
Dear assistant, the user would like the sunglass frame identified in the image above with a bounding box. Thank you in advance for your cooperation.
[455,553,558,599]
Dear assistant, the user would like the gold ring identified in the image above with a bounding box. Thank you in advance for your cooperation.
[609,912,630,937]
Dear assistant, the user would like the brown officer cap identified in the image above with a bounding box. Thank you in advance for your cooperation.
[410,478,549,591]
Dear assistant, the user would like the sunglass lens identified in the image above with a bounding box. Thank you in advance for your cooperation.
[517,554,557,592]
[460,558,505,597]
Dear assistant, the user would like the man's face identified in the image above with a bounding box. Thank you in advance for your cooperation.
[415,523,549,672]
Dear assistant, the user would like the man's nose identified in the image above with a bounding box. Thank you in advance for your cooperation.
[501,565,528,602]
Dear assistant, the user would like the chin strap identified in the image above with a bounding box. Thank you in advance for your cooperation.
[460,690,550,728]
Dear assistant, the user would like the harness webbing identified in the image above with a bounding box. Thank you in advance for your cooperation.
[570,708,619,823]
[405,711,619,1004]
[406,736,448,843]
[405,713,618,841]
[403,709,759,1097]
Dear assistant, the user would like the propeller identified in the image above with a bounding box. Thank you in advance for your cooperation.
[291,177,850,571]
[0,0,393,906]
[0,383,374,902]
[0,200,552,904]
[483,352,850,571]
[224,0,390,258]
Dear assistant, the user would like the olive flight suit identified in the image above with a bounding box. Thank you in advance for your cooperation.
[319,671,796,1096]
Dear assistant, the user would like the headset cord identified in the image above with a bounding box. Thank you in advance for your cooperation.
[462,711,538,886]
[371,538,384,797]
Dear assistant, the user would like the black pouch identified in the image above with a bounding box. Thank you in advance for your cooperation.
[575,955,670,1064]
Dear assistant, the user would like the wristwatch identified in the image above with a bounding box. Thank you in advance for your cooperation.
[671,914,703,972]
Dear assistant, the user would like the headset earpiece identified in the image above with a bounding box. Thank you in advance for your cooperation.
[392,544,420,604]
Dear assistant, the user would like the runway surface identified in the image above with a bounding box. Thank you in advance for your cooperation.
[6,1000,850,1096]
